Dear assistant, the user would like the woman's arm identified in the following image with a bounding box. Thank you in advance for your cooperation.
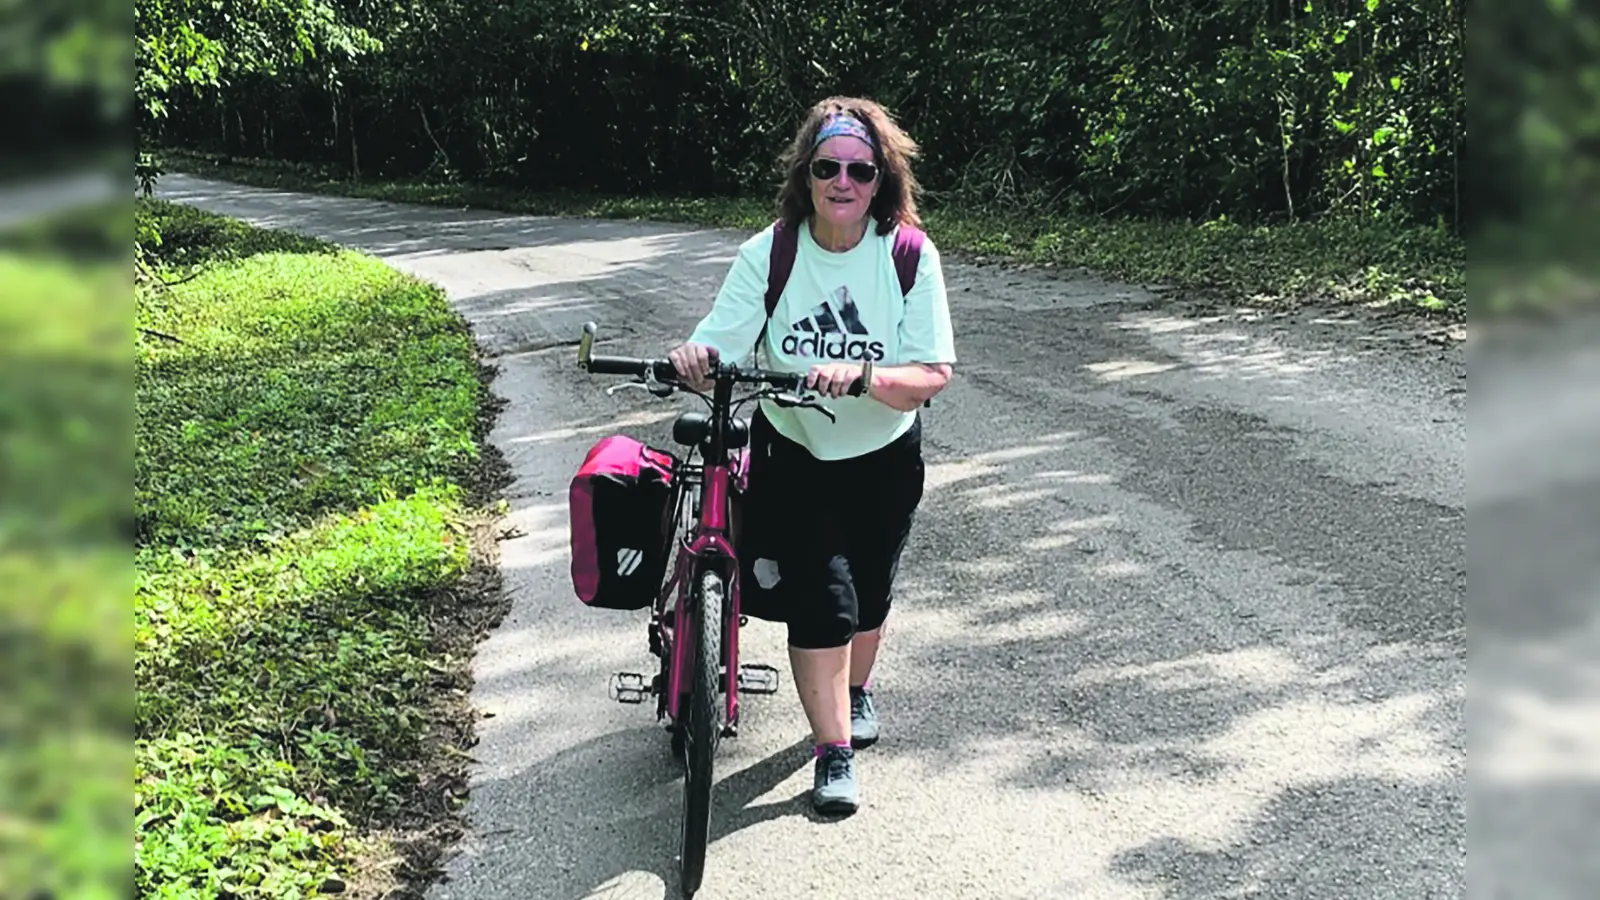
[868,362,953,412]
[872,232,956,412]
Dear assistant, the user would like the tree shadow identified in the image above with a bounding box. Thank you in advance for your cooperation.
[1470,778,1600,899]
[859,301,1463,892]
[1110,775,1462,898]
[1468,479,1600,642]
[433,731,814,900]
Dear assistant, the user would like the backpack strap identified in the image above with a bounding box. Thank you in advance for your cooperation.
[890,224,933,408]
[891,224,925,298]
[756,218,799,354]
[765,218,799,317]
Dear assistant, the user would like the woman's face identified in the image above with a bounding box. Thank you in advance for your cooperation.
[808,135,879,230]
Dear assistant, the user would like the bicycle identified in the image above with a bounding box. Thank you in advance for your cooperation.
[574,321,862,898]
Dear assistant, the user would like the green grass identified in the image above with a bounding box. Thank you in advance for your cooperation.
[136,203,480,548]
[1,203,131,900]
[163,148,1466,321]
[130,198,496,897]
[1,549,128,900]
[134,492,467,897]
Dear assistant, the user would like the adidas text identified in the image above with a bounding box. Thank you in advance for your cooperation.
[781,333,886,361]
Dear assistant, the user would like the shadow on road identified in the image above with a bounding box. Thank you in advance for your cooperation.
[446,730,814,899]
[1110,774,1461,899]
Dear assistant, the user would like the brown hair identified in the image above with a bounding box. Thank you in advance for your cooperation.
[775,96,923,236]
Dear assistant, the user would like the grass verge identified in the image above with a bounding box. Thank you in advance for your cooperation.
[162,149,1465,322]
[1,207,130,899]
[133,198,510,897]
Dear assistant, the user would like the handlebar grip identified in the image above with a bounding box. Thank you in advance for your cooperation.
[585,355,643,376]
[586,355,681,383]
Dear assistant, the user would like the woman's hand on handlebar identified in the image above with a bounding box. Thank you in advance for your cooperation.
[805,362,865,399]
[667,342,717,392]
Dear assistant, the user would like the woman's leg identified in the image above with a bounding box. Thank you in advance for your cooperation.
[745,410,861,752]
[784,555,859,744]
[846,628,883,750]
[789,644,851,744]
[843,419,925,743]
[848,628,881,688]
[784,557,863,814]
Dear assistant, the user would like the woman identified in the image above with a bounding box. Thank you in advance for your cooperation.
[668,96,956,815]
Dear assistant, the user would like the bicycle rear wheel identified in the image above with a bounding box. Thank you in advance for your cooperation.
[677,568,723,897]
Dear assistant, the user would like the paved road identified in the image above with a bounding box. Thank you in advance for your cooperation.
[158,175,1467,900]
[1468,319,1600,900]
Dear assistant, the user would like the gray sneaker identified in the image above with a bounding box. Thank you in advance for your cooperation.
[812,745,859,815]
[850,685,880,749]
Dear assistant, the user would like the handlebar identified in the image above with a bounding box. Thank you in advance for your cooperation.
[576,322,866,396]
[583,352,688,383]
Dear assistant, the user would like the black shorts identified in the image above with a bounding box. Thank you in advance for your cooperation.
[738,408,926,649]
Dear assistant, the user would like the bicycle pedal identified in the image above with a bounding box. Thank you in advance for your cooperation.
[736,663,780,695]
[609,672,650,704]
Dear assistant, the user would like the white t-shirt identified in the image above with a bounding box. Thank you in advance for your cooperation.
[688,220,957,460]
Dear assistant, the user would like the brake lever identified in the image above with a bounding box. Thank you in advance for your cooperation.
[769,391,837,422]
[606,380,675,398]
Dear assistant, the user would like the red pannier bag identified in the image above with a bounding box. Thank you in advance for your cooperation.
[569,435,680,610]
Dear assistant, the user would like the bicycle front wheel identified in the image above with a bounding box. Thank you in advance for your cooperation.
[677,568,723,897]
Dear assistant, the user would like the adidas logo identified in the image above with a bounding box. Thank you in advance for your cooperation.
[616,547,643,576]
[781,288,886,361]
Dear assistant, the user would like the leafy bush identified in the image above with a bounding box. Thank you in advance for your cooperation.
[138,200,333,270]
[146,1,1465,228]
[136,733,350,898]
[134,491,469,896]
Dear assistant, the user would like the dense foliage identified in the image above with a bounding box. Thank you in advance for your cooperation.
[1469,0,1600,251]
[1,0,126,178]
[134,0,1475,231]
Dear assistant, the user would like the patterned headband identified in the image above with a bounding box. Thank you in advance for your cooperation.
[812,113,877,151]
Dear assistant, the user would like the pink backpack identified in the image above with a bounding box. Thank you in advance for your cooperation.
[569,435,680,610]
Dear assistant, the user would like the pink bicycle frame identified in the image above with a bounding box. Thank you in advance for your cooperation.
[660,457,744,728]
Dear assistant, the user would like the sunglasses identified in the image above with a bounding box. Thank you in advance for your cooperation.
[809,157,880,184]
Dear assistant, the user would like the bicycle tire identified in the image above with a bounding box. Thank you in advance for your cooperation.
[677,568,722,898]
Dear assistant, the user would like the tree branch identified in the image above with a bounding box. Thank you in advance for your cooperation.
[139,327,185,343]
